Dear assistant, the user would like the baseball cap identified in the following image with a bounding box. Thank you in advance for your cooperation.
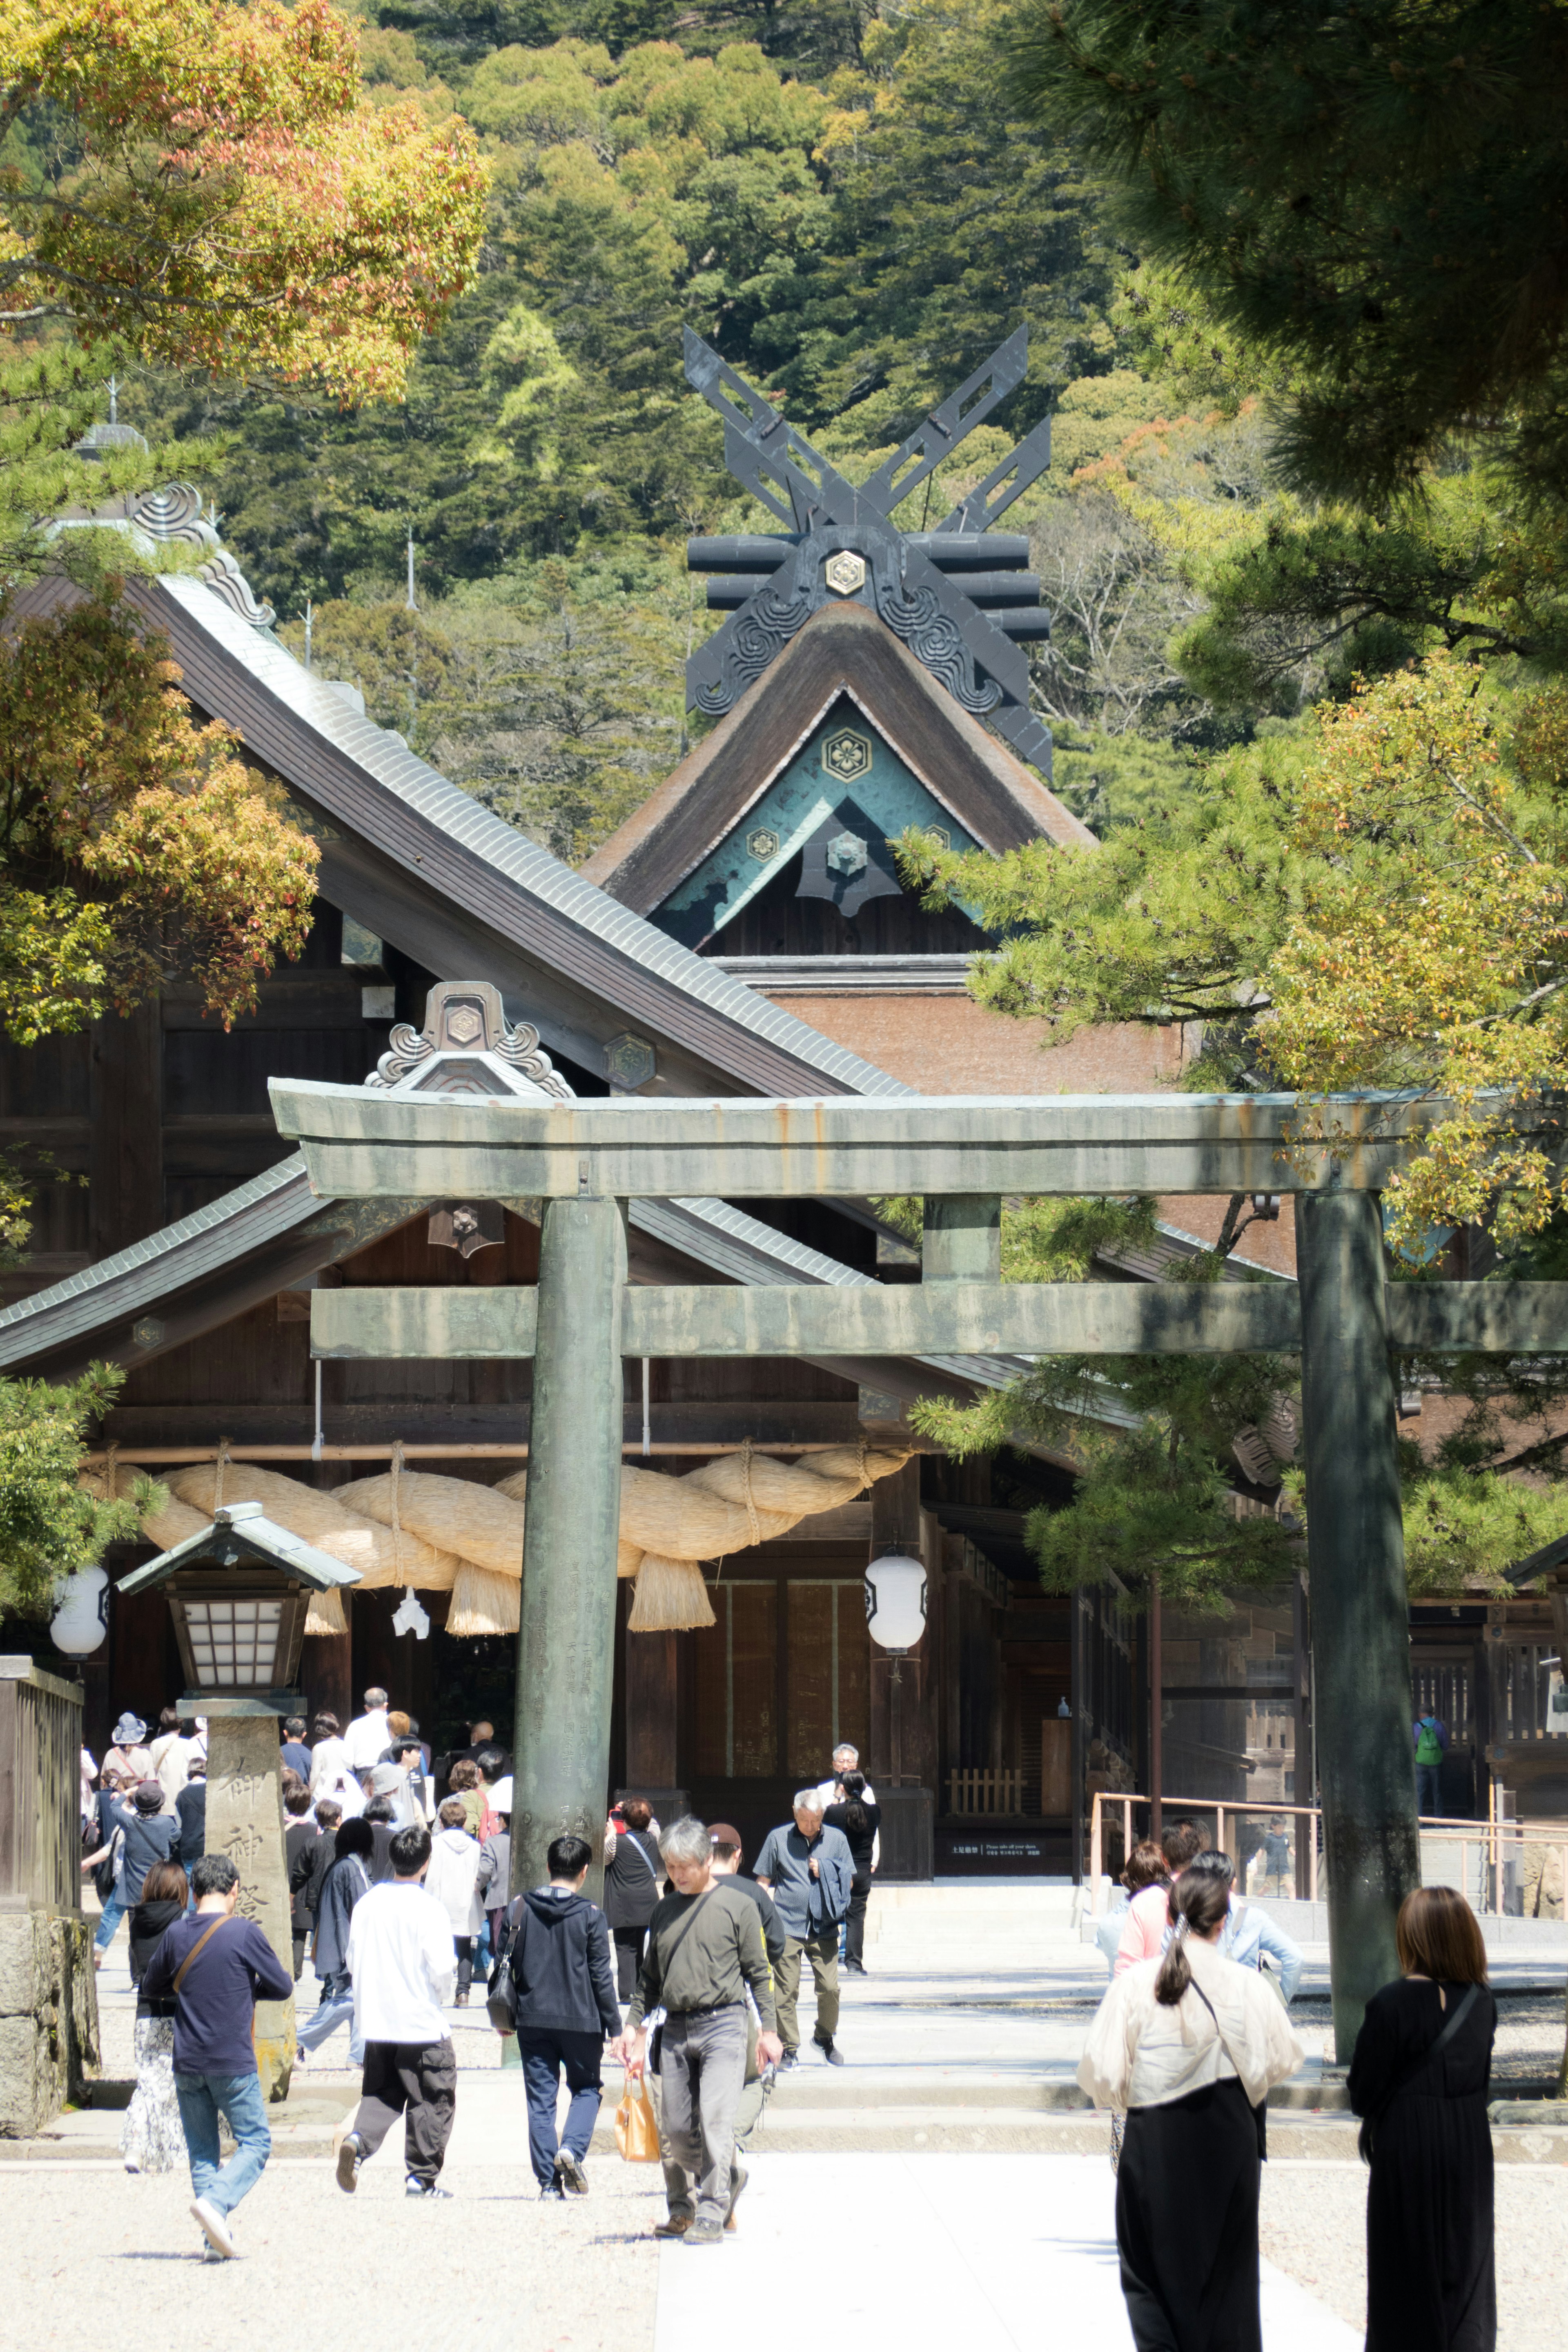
[708,1822,743,1851]
[368,1762,405,1796]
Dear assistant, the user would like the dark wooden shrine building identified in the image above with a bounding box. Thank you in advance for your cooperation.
[11,343,1553,1871]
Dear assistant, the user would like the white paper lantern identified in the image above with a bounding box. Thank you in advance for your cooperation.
[864,1552,927,1653]
[51,1565,109,1657]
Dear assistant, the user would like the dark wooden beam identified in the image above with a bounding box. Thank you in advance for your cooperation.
[89,1000,162,1259]
[100,1399,868,1448]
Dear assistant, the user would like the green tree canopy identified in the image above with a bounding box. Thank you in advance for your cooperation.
[1007,0,1568,510]
[0,1366,157,1618]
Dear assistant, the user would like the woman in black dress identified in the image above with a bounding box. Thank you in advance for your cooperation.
[1348,1884,1498,2352]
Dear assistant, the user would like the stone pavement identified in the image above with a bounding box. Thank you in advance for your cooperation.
[655,2154,1360,2352]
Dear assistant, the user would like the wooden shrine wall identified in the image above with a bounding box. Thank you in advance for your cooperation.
[0,900,436,1306]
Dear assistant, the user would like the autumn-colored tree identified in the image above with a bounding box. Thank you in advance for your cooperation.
[0,586,318,1040]
[3,0,487,397]
[1261,655,1568,1253]
[1,0,488,587]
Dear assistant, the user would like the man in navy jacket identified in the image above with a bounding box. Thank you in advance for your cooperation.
[140,1851,292,2260]
[502,1834,620,2198]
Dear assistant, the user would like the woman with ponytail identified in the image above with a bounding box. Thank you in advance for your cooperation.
[1079,1860,1304,2349]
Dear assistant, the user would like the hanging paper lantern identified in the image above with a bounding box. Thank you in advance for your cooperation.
[864,1552,927,1653]
[51,1565,109,1656]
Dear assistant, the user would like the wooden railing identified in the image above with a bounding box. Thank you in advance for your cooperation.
[947,1768,1025,1817]
[1088,1787,1568,1920]
[0,1657,84,1914]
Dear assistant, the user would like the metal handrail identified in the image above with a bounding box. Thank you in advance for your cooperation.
[1087,1788,1568,1918]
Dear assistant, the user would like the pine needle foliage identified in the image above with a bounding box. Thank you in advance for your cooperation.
[1007,0,1568,511]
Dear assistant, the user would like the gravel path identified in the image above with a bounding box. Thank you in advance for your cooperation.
[6,2153,663,2352]
[1261,2161,1568,2349]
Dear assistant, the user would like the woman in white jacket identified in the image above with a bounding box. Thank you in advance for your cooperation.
[424,1799,483,2008]
[1079,1860,1304,2352]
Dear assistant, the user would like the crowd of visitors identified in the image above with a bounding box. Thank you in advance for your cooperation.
[85,1684,1503,2341]
[87,1686,870,2256]
[1095,1818,1305,2003]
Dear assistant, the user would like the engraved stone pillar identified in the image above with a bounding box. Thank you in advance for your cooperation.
[204,1711,295,2099]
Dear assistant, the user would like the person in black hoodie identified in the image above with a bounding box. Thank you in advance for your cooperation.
[176,1761,207,1867]
[503,1833,620,2199]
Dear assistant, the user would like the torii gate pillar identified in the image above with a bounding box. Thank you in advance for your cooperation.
[510,1195,626,1904]
[1297,1189,1421,2059]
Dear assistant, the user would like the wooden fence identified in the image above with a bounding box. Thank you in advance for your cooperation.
[1088,1786,1568,1919]
[0,1658,83,1915]
[946,1768,1025,1817]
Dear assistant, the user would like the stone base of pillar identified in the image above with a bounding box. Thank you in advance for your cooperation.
[0,1908,100,2137]
[205,1714,296,2100]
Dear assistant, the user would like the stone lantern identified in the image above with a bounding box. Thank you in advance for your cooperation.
[116,1501,359,2096]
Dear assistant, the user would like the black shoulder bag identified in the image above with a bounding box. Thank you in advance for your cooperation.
[486,1899,527,2034]
[1357,1981,1482,2165]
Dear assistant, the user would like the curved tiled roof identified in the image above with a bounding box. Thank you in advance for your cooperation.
[0,1158,315,1368]
[152,576,908,1102]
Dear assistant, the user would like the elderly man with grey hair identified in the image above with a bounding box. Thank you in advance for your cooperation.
[615,1817,781,2245]
[754,1791,854,2067]
[815,1743,880,1876]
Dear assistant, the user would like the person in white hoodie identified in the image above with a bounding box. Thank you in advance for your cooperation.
[1079,1858,1303,2352]
[424,1799,483,2007]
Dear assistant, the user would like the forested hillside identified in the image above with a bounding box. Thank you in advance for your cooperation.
[96,0,1563,872]
[107,0,1249,853]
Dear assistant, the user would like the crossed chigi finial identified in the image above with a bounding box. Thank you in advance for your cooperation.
[683,327,1054,773]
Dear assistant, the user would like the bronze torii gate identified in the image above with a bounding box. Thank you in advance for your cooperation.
[270,1077,1568,2057]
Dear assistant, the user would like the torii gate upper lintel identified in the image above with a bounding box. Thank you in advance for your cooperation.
[269,1069,1568,2059]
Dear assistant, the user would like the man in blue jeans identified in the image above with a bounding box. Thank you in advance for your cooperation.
[501,1833,621,2198]
[140,1851,293,2259]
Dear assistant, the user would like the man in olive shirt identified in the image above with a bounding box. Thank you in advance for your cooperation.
[615,1817,781,2245]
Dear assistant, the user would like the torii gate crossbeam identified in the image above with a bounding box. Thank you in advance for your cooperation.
[271,1080,1568,2058]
